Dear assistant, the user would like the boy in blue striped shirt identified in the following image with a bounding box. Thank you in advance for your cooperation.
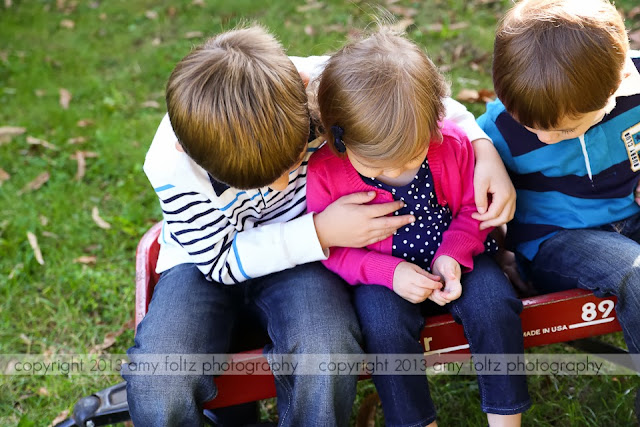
[478,0,640,358]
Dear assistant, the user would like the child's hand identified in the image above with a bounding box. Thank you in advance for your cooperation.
[635,179,640,206]
[392,262,442,304]
[429,256,462,306]
[470,138,516,230]
[314,192,414,250]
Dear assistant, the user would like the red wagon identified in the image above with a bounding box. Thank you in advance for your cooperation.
[55,222,632,426]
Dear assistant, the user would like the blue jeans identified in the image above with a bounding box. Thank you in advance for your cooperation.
[123,262,363,427]
[529,211,640,354]
[353,254,531,427]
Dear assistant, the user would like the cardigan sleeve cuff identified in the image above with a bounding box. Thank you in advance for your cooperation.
[432,231,485,272]
[360,252,404,289]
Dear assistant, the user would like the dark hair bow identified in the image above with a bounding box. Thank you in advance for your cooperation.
[331,125,346,153]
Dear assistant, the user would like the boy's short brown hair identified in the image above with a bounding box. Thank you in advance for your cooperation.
[493,0,629,129]
[166,26,309,189]
[317,28,448,163]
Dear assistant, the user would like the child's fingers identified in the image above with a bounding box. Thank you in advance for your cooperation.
[474,184,489,216]
[429,291,447,306]
[365,200,407,218]
[372,214,415,230]
[337,191,377,206]
[414,268,441,283]
[416,276,444,290]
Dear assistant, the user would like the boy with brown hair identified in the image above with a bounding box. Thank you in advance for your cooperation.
[478,0,640,358]
[124,25,516,426]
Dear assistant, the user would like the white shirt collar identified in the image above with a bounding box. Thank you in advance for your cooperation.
[603,51,640,114]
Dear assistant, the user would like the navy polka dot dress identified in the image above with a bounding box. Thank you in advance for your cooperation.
[361,159,498,272]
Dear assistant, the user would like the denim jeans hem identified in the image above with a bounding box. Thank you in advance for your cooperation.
[481,399,531,415]
[386,415,437,427]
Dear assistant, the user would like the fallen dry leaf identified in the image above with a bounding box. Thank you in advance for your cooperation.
[34,89,46,97]
[456,88,495,104]
[167,6,176,17]
[72,150,86,181]
[74,256,97,264]
[59,88,72,109]
[425,22,469,32]
[8,263,23,280]
[145,10,158,20]
[325,24,346,33]
[60,19,75,29]
[141,100,160,109]
[456,88,479,103]
[37,387,50,397]
[27,231,45,265]
[70,151,97,181]
[49,410,70,427]
[477,88,496,103]
[296,2,324,12]
[20,171,50,194]
[27,135,58,150]
[39,215,49,226]
[151,37,162,46]
[67,136,87,145]
[92,206,111,229]
[89,318,135,354]
[19,333,31,345]
[388,5,418,17]
[390,18,414,32]
[72,150,98,158]
[192,0,204,6]
[42,231,59,239]
[5,0,12,8]
[0,126,26,144]
[304,25,315,36]
[0,168,9,184]
[184,31,203,39]
[0,126,26,137]
[77,119,94,127]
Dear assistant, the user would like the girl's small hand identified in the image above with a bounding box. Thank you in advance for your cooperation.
[392,262,442,304]
[430,256,462,306]
[314,192,415,250]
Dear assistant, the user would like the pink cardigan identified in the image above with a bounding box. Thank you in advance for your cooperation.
[306,120,491,289]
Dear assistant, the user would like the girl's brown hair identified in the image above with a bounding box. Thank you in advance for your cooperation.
[493,0,629,129]
[317,28,449,164]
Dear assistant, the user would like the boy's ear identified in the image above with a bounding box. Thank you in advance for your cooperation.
[299,71,310,88]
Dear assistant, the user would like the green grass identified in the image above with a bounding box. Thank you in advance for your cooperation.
[1,0,639,425]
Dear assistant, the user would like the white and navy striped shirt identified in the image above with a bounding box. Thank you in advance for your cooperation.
[144,56,490,284]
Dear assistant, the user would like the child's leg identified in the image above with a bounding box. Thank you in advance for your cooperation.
[352,284,437,427]
[449,254,531,420]
[124,263,242,426]
[250,262,363,427]
[530,228,640,354]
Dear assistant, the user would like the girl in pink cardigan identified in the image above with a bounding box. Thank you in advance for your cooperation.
[307,29,530,427]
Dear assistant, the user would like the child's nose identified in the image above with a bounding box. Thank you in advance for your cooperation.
[536,131,560,144]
